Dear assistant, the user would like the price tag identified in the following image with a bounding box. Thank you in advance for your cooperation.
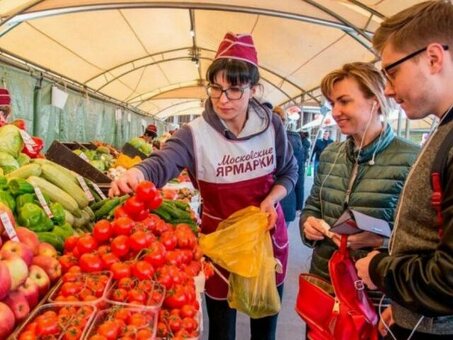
[19,129,37,153]
[34,187,54,218]
[0,212,19,242]
[91,182,107,200]
[76,175,95,201]
[78,152,89,162]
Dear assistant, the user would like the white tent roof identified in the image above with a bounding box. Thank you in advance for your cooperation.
[0,0,425,119]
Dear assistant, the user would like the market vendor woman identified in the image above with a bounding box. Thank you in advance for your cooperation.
[110,32,298,340]
[0,88,11,126]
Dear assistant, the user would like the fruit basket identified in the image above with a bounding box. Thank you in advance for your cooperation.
[84,305,158,339]
[11,303,96,340]
[47,271,112,308]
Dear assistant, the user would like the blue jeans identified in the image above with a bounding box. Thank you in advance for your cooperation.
[205,284,284,340]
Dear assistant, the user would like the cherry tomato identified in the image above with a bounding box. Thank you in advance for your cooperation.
[63,326,82,340]
[164,285,187,309]
[112,216,135,236]
[110,288,128,302]
[110,235,130,258]
[110,262,131,280]
[97,320,119,340]
[180,304,197,318]
[127,289,147,304]
[129,230,150,251]
[131,260,154,280]
[182,317,198,333]
[79,253,104,273]
[93,220,112,243]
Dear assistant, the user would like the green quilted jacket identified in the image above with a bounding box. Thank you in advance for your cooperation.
[301,124,419,281]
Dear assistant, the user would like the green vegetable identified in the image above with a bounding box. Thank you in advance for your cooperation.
[50,202,66,225]
[16,193,36,209]
[17,202,46,228]
[6,163,42,180]
[94,197,120,219]
[8,178,35,196]
[0,151,19,174]
[36,232,64,252]
[0,176,7,190]
[17,153,30,166]
[53,223,74,240]
[0,125,23,158]
[153,206,172,221]
[0,191,15,211]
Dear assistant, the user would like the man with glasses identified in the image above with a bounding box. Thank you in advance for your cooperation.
[110,32,298,340]
[355,1,453,339]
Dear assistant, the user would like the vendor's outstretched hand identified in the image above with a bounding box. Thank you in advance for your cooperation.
[260,199,277,230]
[109,168,145,197]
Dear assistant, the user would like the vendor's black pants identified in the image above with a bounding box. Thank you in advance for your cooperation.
[205,284,284,340]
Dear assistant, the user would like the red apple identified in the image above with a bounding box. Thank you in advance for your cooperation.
[3,290,30,322]
[18,277,40,308]
[0,261,11,300]
[2,255,29,290]
[0,240,34,266]
[15,227,40,255]
[0,302,15,339]
[32,255,61,282]
[28,265,50,297]
[38,242,58,258]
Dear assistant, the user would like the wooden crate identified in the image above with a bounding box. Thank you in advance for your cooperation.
[121,142,148,160]
[45,140,112,184]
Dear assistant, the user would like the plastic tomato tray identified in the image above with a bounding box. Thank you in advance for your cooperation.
[11,303,97,340]
[84,305,157,339]
[47,271,113,308]
[105,279,166,311]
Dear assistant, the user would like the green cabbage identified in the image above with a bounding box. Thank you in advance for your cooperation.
[0,151,19,174]
[0,125,24,158]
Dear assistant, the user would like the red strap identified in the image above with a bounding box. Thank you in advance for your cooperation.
[431,172,444,238]
[340,234,348,254]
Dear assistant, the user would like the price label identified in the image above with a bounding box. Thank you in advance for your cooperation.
[34,187,54,218]
[0,212,19,242]
[91,182,107,200]
[19,129,37,153]
[76,175,95,201]
[78,152,89,162]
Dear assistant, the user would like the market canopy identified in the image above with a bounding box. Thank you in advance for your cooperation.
[0,0,424,120]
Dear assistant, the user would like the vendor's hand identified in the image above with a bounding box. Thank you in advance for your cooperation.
[355,250,380,290]
[378,306,394,337]
[302,216,332,241]
[109,168,145,197]
[331,231,384,250]
[260,199,277,230]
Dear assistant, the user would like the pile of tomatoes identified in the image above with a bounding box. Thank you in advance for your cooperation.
[17,304,95,340]
[54,181,206,339]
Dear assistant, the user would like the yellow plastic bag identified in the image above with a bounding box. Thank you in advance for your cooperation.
[227,231,281,319]
[198,206,268,277]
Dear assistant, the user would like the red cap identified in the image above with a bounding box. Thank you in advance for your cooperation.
[0,88,11,105]
[146,124,157,133]
[214,32,258,67]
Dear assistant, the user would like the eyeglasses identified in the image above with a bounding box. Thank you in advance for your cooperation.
[206,84,250,100]
[381,44,449,83]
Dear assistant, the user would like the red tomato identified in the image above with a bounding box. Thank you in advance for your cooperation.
[64,235,79,253]
[156,322,168,338]
[63,326,82,340]
[129,230,150,251]
[131,260,154,280]
[175,226,197,249]
[101,252,119,269]
[148,192,163,210]
[59,254,78,273]
[75,235,98,255]
[180,304,197,318]
[168,315,182,333]
[93,220,112,243]
[110,262,131,280]
[135,181,157,203]
[110,288,128,302]
[143,241,167,268]
[60,281,83,297]
[79,253,104,273]
[112,216,135,236]
[127,289,147,303]
[123,197,145,216]
[35,316,59,336]
[110,235,130,258]
[97,245,111,255]
[159,230,177,251]
[97,321,119,340]
[164,286,187,309]
[114,206,128,219]
[181,317,198,333]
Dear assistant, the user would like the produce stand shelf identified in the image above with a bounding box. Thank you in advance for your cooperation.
[121,142,148,160]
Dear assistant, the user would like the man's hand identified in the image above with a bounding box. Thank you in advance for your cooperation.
[302,216,333,241]
[109,168,145,197]
[355,250,380,290]
[378,306,394,337]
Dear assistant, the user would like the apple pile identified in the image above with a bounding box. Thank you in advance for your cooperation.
[0,226,61,339]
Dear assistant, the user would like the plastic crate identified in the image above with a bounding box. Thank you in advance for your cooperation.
[121,142,148,160]
[85,305,157,339]
[11,303,96,340]
[45,140,112,184]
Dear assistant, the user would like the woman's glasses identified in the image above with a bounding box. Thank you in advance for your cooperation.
[206,84,250,100]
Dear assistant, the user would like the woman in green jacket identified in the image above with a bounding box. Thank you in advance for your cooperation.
[300,62,419,304]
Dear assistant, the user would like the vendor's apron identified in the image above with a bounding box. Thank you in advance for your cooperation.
[189,118,289,300]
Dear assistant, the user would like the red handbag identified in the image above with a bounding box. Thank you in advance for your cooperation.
[296,236,379,340]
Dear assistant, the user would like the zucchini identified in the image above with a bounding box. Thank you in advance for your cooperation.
[31,159,76,181]
[26,176,81,217]
[6,163,42,180]
[64,209,75,226]
[41,164,89,209]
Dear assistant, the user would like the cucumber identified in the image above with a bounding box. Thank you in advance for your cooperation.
[36,232,64,252]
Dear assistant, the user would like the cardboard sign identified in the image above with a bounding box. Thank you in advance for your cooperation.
[330,209,391,238]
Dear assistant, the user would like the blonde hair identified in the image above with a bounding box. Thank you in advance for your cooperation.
[320,62,391,115]
[373,0,453,54]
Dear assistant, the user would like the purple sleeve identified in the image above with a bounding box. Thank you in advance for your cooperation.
[272,114,298,193]
[135,125,195,188]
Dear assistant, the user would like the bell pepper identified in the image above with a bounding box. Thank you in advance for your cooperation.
[16,193,36,210]
[0,190,16,212]
[17,202,46,228]
[8,178,35,196]
[21,136,44,159]
[53,222,74,240]
[50,202,65,225]
[0,176,7,190]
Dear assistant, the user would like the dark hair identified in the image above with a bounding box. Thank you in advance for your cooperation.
[262,102,273,110]
[206,58,260,86]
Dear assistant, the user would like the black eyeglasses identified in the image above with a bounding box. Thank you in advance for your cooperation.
[381,44,449,83]
[206,84,250,100]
